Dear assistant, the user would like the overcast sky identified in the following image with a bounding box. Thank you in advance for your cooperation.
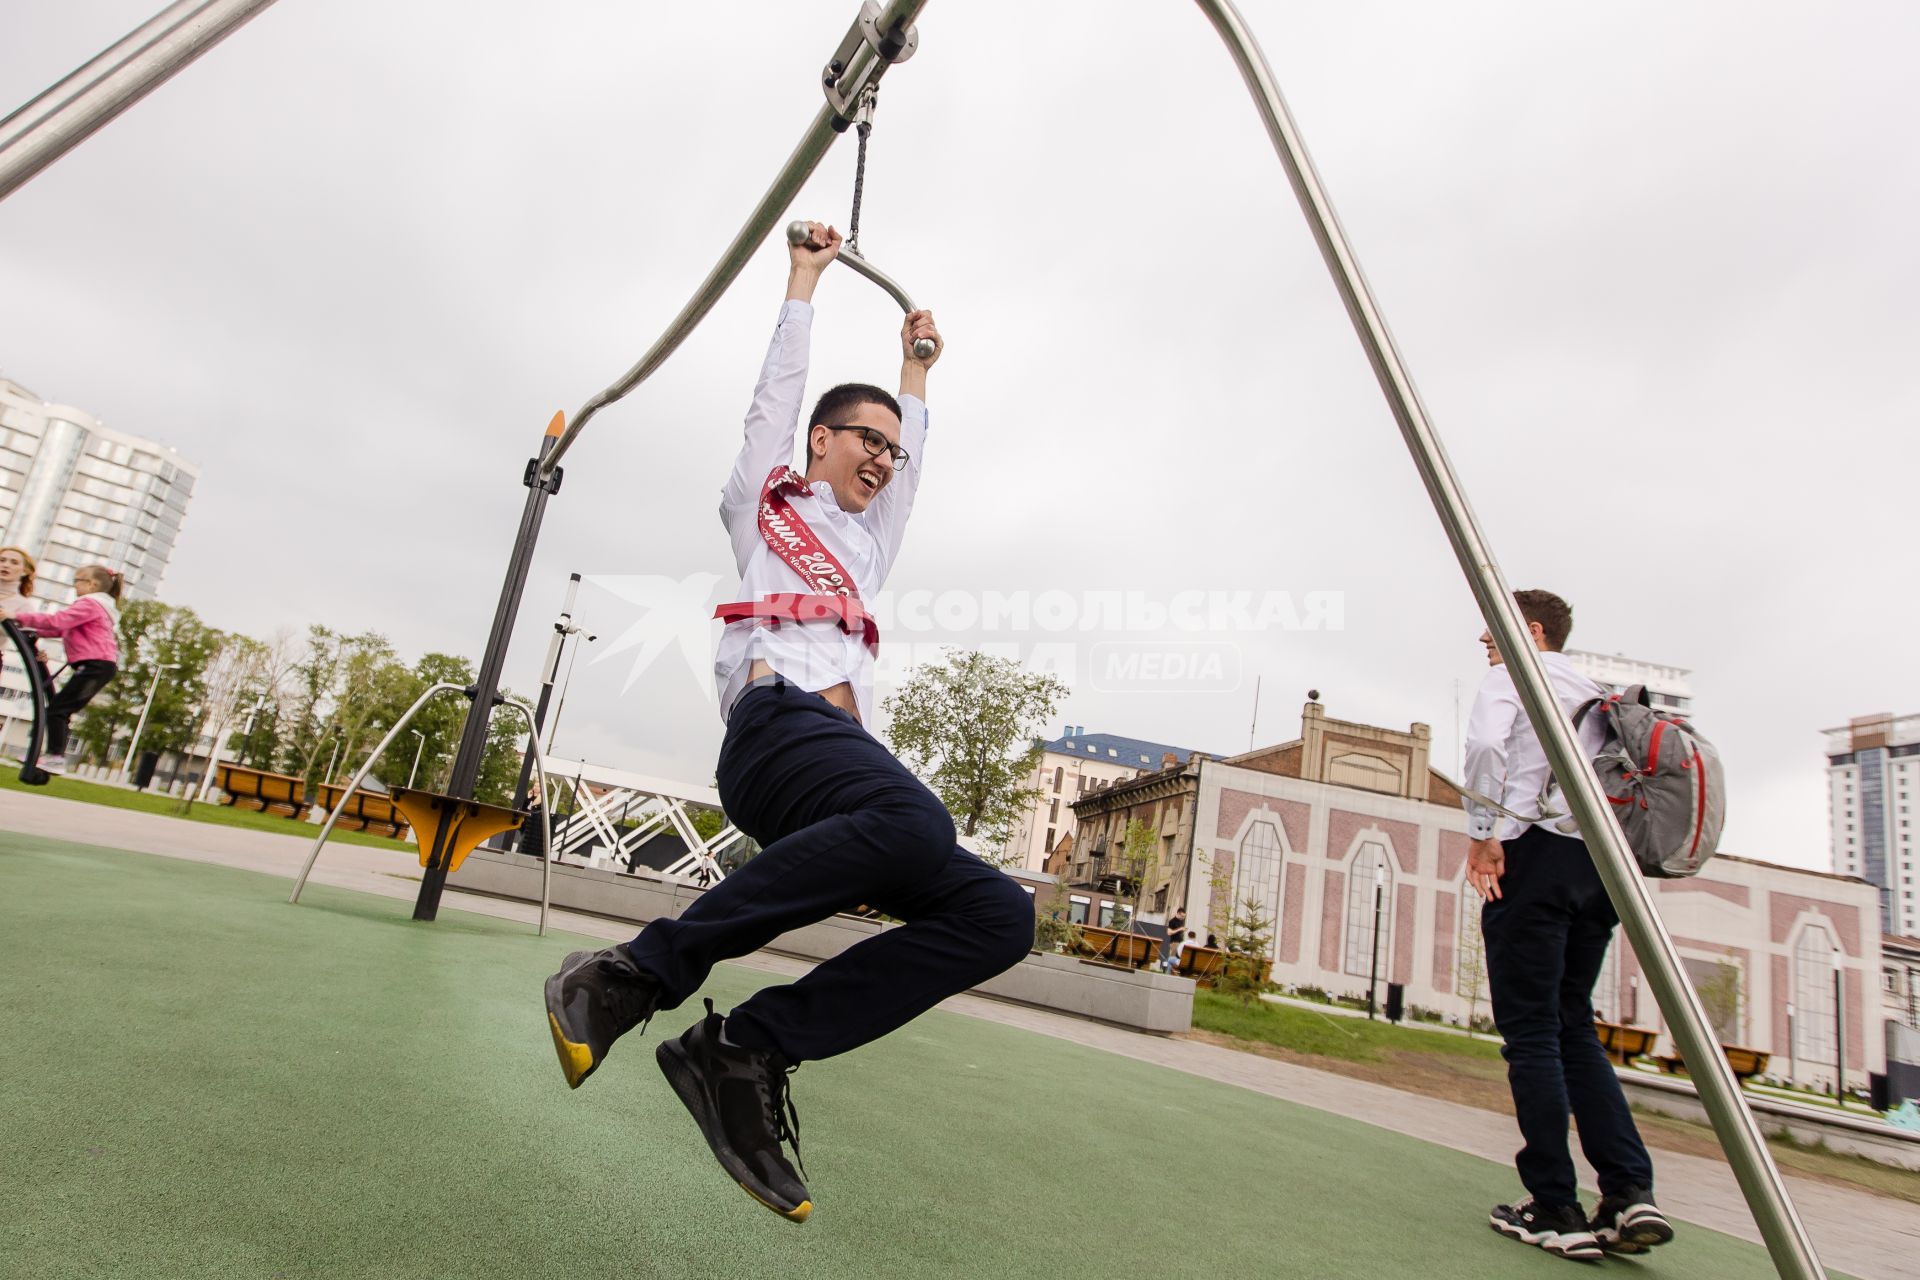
[4,1,1916,871]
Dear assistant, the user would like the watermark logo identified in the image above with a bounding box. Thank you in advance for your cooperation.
[580,577,1342,697]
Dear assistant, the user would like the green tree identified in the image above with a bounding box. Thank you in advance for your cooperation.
[881,649,1067,854]
[474,691,528,806]
[71,599,221,768]
[1113,817,1161,956]
[177,632,270,811]
[1456,898,1489,1033]
[1034,876,1082,954]
[1696,955,1744,1044]
[393,652,474,791]
[278,625,343,781]
[1216,894,1275,1008]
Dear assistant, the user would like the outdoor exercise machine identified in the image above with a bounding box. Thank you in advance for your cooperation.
[2,619,54,786]
[0,1,1825,1272]
[284,678,559,936]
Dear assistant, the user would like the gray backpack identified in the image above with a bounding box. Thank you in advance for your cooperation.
[1571,685,1724,878]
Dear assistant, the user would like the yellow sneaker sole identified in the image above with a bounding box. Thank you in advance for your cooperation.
[548,1012,595,1089]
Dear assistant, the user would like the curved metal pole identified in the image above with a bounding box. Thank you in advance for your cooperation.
[2,620,53,783]
[1190,2,1821,1274]
[785,220,937,358]
[539,0,936,481]
[288,681,466,904]
[500,696,557,936]
[0,0,281,202]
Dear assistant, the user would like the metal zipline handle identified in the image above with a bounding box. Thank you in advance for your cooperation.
[786,220,937,359]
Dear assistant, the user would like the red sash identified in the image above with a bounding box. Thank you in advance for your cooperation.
[713,467,880,652]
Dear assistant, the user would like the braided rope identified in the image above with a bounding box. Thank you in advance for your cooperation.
[847,117,871,255]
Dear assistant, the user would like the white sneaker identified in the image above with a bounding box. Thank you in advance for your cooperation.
[40,753,67,774]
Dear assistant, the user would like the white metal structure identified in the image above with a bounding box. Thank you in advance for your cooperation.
[539,754,739,884]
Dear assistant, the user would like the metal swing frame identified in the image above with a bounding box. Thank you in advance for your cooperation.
[0,1,1825,1272]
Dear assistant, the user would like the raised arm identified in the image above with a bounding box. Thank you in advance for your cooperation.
[866,309,942,571]
[719,223,844,567]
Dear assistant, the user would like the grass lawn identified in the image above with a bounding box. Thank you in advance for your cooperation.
[0,768,414,853]
[0,832,1799,1280]
[1194,989,1508,1063]
[1196,991,1920,1208]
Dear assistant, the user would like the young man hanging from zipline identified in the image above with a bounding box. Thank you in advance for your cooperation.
[543,221,1035,1222]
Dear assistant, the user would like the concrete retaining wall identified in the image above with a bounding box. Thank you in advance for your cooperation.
[1619,1070,1920,1171]
[448,849,1193,1034]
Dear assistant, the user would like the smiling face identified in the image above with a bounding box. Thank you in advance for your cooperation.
[805,399,901,514]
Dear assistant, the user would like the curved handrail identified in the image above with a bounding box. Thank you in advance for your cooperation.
[1,619,53,783]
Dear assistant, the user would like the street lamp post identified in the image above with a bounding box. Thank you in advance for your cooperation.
[1628,973,1641,1025]
[543,630,597,756]
[120,662,179,784]
[1832,947,1847,1103]
[1367,859,1386,1020]
[1786,1001,1798,1086]
[407,730,425,789]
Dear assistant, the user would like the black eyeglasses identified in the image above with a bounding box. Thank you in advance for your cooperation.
[822,424,910,471]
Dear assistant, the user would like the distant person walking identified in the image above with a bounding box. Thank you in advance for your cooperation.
[1464,589,1670,1261]
[1,564,124,774]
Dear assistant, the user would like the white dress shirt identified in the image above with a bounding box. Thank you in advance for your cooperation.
[1462,650,1607,841]
[713,300,927,726]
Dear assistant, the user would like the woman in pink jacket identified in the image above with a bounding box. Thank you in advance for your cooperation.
[1,563,123,773]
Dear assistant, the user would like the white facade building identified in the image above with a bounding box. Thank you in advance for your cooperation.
[1826,713,1920,939]
[0,376,199,752]
[1565,649,1695,720]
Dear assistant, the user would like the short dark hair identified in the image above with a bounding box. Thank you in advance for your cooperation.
[807,383,900,458]
[1514,589,1573,651]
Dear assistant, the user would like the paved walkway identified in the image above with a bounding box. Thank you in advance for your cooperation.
[3,789,1914,1279]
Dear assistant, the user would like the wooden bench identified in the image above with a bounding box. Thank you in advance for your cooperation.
[1655,1044,1771,1082]
[214,763,311,821]
[1593,1019,1659,1065]
[315,782,410,840]
[1180,946,1271,988]
[1178,946,1227,981]
[1074,924,1160,968]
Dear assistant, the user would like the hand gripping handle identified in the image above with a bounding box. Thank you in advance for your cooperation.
[786,220,937,359]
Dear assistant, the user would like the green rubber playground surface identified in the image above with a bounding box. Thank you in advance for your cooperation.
[0,833,1812,1279]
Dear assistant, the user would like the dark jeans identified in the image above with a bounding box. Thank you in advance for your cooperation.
[1482,824,1654,1207]
[45,660,117,756]
[624,678,1034,1063]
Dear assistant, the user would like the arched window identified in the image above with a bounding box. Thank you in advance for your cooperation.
[1344,840,1393,978]
[1793,924,1837,1063]
[1233,820,1283,930]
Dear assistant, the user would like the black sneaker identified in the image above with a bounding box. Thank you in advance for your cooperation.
[543,946,661,1088]
[1590,1188,1674,1254]
[1489,1197,1604,1261]
[656,999,812,1223]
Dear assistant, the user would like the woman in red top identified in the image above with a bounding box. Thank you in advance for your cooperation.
[2,563,123,773]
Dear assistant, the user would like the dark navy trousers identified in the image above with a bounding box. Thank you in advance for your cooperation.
[624,679,1034,1063]
[1482,824,1655,1207]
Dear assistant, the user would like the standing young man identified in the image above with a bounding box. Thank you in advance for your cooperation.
[1464,589,1672,1261]
[543,223,1034,1222]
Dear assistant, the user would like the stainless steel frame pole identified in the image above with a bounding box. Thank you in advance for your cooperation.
[539,0,934,480]
[500,696,557,936]
[1191,2,1822,1273]
[289,681,466,904]
[0,0,280,202]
